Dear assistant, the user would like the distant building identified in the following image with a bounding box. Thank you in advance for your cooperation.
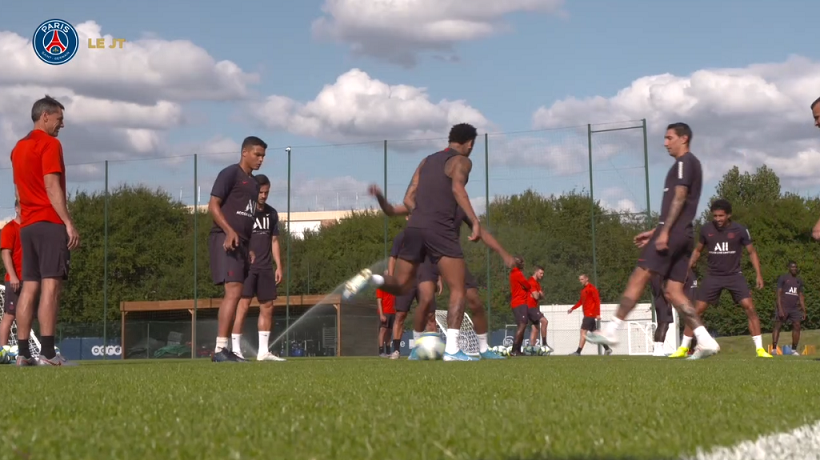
[184,206,365,239]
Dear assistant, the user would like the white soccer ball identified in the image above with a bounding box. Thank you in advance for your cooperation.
[539,346,551,356]
[7,345,18,359]
[414,333,445,360]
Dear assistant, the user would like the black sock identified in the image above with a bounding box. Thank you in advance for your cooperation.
[41,336,56,359]
[392,339,400,353]
[18,340,31,359]
[575,347,582,354]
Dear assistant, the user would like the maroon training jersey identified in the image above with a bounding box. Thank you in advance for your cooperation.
[777,274,803,310]
[658,152,702,236]
[210,164,259,242]
[407,149,463,231]
[699,221,751,276]
[249,204,280,271]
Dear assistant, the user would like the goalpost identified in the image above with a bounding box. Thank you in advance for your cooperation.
[0,285,42,358]
[538,303,680,355]
[415,302,679,357]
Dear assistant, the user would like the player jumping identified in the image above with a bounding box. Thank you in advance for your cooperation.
[772,261,806,355]
[668,199,771,358]
[230,174,285,362]
[586,123,721,359]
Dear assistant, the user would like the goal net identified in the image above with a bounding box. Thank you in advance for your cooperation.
[0,284,42,358]
[433,309,480,356]
[539,303,679,355]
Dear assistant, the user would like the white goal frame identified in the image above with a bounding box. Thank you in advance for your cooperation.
[0,284,42,357]
[538,302,680,356]
[433,309,480,356]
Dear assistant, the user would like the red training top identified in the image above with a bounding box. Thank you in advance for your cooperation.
[0,220,23,281]
[571,283,601,318]
[509,267,531,308]
[527,278,542,308]
[377,289,396,314]
[11,130,67,227]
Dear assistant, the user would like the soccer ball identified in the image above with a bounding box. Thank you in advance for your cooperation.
[523,345,536,356]
[0,345,8,364]
[414,333,445,360]
[539,346,552,356]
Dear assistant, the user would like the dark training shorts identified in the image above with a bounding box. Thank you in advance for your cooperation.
[397,226,463,265]
[3,282,18,315]
[20,222,70,282]
[464,268,479,290]
[527,308,544,324]
[637,232,693,284]
[380,313,395,329]
[209,232,250,285]
[241,269,278,303]
[696,273,751,305]
[512,305,529,325]
[395,259,439,313]
[774,309,803,324]
[581,317,597,332]
[649,275,674,324]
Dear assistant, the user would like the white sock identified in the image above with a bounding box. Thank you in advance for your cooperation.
[477,333,489,353]
[215,337,229,353]
[231,334,242,353]
[370,274,384,286]
[681,335,692,348]
[654,342,664,353]
[752,335,762,349]
[445,329,459,354]
[693,326,715,346]
[411,330,422,349]
[258,331,271,357]
[604,317,622,335]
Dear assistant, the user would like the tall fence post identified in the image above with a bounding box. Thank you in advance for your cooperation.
[641,119,659,328]
[586,124,598,285]
[587,124,602,355]
[192,154,198,359]
[484,133,491,333]
[383,140,388,260]
[103,160,108,359]
[286,146,292,357]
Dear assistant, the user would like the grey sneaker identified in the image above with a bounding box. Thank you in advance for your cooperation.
[36,355,64,366]
[15,356,35,367]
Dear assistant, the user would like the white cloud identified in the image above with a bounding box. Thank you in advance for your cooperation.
[313,0,565,67]
[0,21,257,178]
[598,187,640,215]
[250,68,491,146]
[531,55,820,189]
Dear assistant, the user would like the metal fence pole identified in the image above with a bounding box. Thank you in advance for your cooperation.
[286,146,291,357]
[484,133,491,333]
[103,160,108,359]
[192,154,198,359]
[383,140,388,260]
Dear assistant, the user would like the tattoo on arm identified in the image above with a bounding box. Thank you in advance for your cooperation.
[403,159,425,212]
[663,186,688,231]
[448,157,479,225]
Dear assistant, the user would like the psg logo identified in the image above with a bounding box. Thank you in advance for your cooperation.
[32,19,79,66]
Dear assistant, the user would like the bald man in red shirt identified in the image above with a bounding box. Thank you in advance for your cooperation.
[568,274,611,355]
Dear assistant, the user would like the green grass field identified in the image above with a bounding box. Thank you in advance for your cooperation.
[3,339,820,460]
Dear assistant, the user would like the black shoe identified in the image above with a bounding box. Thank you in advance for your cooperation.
[212,349,247,362]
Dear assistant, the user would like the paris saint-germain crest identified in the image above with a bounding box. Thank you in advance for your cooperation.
[32,19,80,66]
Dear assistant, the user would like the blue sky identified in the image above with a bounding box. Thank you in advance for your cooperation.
[1,0,819,226]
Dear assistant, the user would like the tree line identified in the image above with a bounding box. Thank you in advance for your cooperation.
[1,165,817,336]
